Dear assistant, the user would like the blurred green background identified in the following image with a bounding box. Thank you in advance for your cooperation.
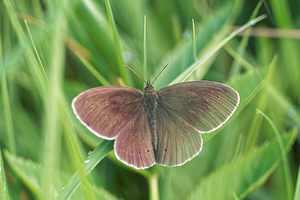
[1,0,300,199]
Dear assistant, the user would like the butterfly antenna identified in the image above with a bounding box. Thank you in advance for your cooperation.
[123,65,147,84]
[151,62,171,85]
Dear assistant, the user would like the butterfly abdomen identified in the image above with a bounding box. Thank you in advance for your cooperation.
[144,87,159,151]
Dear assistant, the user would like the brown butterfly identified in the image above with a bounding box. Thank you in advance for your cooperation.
[72,66,239,169]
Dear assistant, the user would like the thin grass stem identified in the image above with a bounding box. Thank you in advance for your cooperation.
[256,109,293,200]
[105,0,128,84]
[229,1,262,79]
[148,173,159,200]
[143,15,147,81]
[24,20,48,82]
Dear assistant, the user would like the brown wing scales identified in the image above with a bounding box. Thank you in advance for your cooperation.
[114,106,155,169]
[72,86,143,139]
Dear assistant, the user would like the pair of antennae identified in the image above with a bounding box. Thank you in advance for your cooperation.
[123,62,170,85]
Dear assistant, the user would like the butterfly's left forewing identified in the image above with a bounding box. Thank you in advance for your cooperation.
[157,81,239,133]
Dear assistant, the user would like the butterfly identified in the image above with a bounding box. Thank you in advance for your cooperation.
[72,66,240,169]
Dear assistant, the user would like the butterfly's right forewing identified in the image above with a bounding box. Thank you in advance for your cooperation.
[72,86,144,139]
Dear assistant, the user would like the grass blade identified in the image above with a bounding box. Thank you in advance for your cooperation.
[105,0,128,84]
[294,165,300,200]
[229,0,263,78]
[256,109,293,200]
[1,76,16,154]
[41,3,67,199]
[0,148,10,200]
[154,2,235,88]
[188,129,296,200]
[143,15,147,80]
[24,19,48,82]
[56,140,113,200]
[148,173,159,200]
[170,15,266,85]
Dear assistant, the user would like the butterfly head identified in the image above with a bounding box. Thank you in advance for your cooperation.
[144,81,155,93]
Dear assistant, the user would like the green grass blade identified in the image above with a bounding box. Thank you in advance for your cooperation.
[294,165,300,200]
[4,147,117,200]
[148,173,159,200]
[224,45,254,71]
[154,2,235,89]
[41,3,67,199]
[24,19,48,82]
[192,18,196,62]
[170,15,266,85]
[256,109,293,200]
[270,0,300,102]
[76,53,111,86]
[187,129,296,200]
[55,140,113,200]
[4,150,43,198]
[143,15,147,80]
[243,55,277,151]
[229,0,262,78]
[105,0,128,84]
[60,95,97,200]
[0,148,10,200]
[3,0,47,96]
[1,76,16,154]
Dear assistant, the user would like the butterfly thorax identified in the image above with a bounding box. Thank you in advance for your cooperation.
[143,81,158,150]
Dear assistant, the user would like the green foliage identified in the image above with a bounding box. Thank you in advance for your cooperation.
[188,129,296,200]
[0,149,10,200]
[4,148,117,200]
[1,0,300,200]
